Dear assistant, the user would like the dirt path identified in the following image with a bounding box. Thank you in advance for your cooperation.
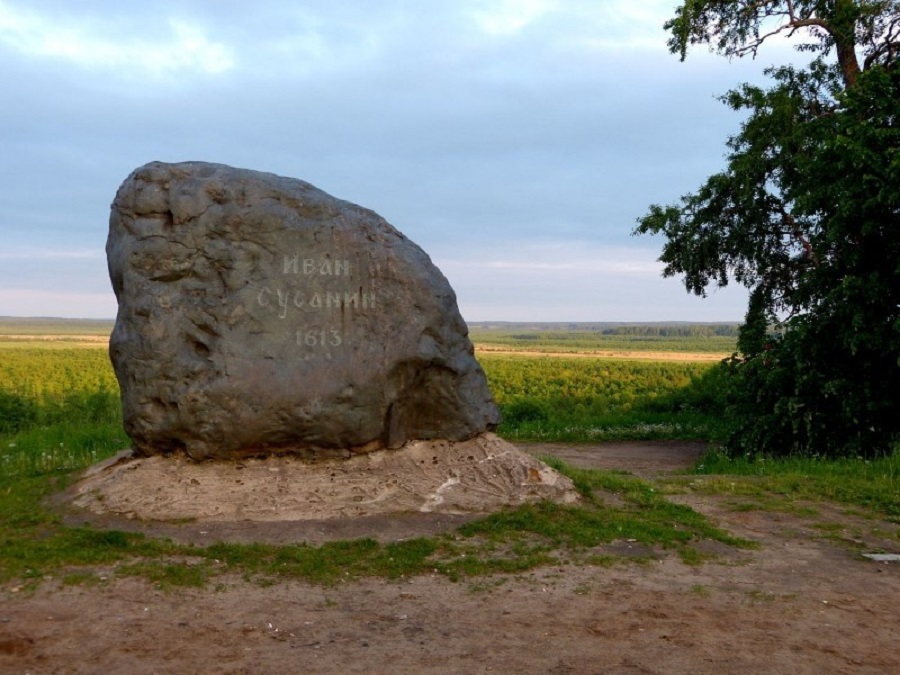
[3,442,899,674]
[518,440,707,476]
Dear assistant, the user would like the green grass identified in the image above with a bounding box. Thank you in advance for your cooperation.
[480,354,729,442]
[690,449,900,518]
[1,347,733,453]
[2,419,127,478]
[0,347,117,398]
[469,324,738,354]
[0,474,187,588]
[0,317,113,336]
[0,460,755,589]
[1,347,124,477]
[541,457,750,547]
[0,364,754,590]
[2,343,746,588]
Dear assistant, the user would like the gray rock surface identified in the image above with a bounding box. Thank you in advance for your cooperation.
[108,161,500,460]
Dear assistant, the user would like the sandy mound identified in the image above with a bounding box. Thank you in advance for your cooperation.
[70,433,578,523]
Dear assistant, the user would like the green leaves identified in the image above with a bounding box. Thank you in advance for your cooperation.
[664,1,899,87]
[639,3,900,458]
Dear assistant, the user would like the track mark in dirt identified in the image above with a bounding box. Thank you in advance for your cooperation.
[518,439,707,476]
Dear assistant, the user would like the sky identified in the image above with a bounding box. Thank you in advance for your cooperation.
[0,0,797,322]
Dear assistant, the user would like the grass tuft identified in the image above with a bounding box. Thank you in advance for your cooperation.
[694,448,900,517]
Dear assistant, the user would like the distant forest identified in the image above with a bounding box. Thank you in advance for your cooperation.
[598,325,739,337]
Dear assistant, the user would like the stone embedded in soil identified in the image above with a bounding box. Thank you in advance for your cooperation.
[107,161,500,460]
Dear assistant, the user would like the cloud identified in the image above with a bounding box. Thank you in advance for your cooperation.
[0,239,748,322]
[434,240,748,322]
[470,0,558,36]
[0,1,234,76]
[441,246,661,276]
[0,249,104,261]
[0,289,115,319]
[0,0,775,322]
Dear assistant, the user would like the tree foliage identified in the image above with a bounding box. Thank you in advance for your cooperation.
[636,1,900,458]
[666,0,899,85]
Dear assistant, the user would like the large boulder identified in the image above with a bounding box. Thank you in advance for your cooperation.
[108,161,500,460]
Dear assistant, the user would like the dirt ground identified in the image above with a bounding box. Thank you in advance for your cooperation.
[66,434,578,532]
[3,441,899,675]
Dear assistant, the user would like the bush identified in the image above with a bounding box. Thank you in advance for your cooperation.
[500,400,548,426]
[0,390,39,434]
[639,364,730,416]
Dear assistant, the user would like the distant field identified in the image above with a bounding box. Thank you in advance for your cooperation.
[0,317,114,335]
[468,322,738,358]
[0,317,114,345]
[0,318,739,359]
[479,353,721,442]
[474,347,727,362]
[0,344,721,477]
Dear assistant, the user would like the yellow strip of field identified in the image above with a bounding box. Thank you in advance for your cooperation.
[0,335,110,348]
[474,346,729,362]
[0,335,729,362]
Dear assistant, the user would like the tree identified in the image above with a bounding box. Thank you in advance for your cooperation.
[635,1,900,458]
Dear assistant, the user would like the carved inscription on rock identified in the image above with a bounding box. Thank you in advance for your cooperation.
[252,253,379,353]
[263,256,368,311]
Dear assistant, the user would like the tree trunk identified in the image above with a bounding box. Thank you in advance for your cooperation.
[836,40,861,88]
[832,0,862,88]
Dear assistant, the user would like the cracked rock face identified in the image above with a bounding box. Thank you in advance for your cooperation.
[107,161,500,460]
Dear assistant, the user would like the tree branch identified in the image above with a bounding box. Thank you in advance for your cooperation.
[729,8,831,58]
[778,206,817,265]
[786,0,796,22]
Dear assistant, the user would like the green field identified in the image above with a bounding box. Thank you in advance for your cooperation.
[469,322,739,355]
[0,321,737,470]
[0,344,723,478]
[1,334,897,589]
[481,354,722,441]
[0,317,114,336]
[0,347,124,477]
[0,342,748,587]
[0,319,740,354]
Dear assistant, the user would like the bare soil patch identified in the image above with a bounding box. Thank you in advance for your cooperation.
[519,439,707,476]
[4,441,899,674]
[62,434,577,546]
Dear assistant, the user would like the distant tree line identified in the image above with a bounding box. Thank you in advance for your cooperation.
[600,325,740,338]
